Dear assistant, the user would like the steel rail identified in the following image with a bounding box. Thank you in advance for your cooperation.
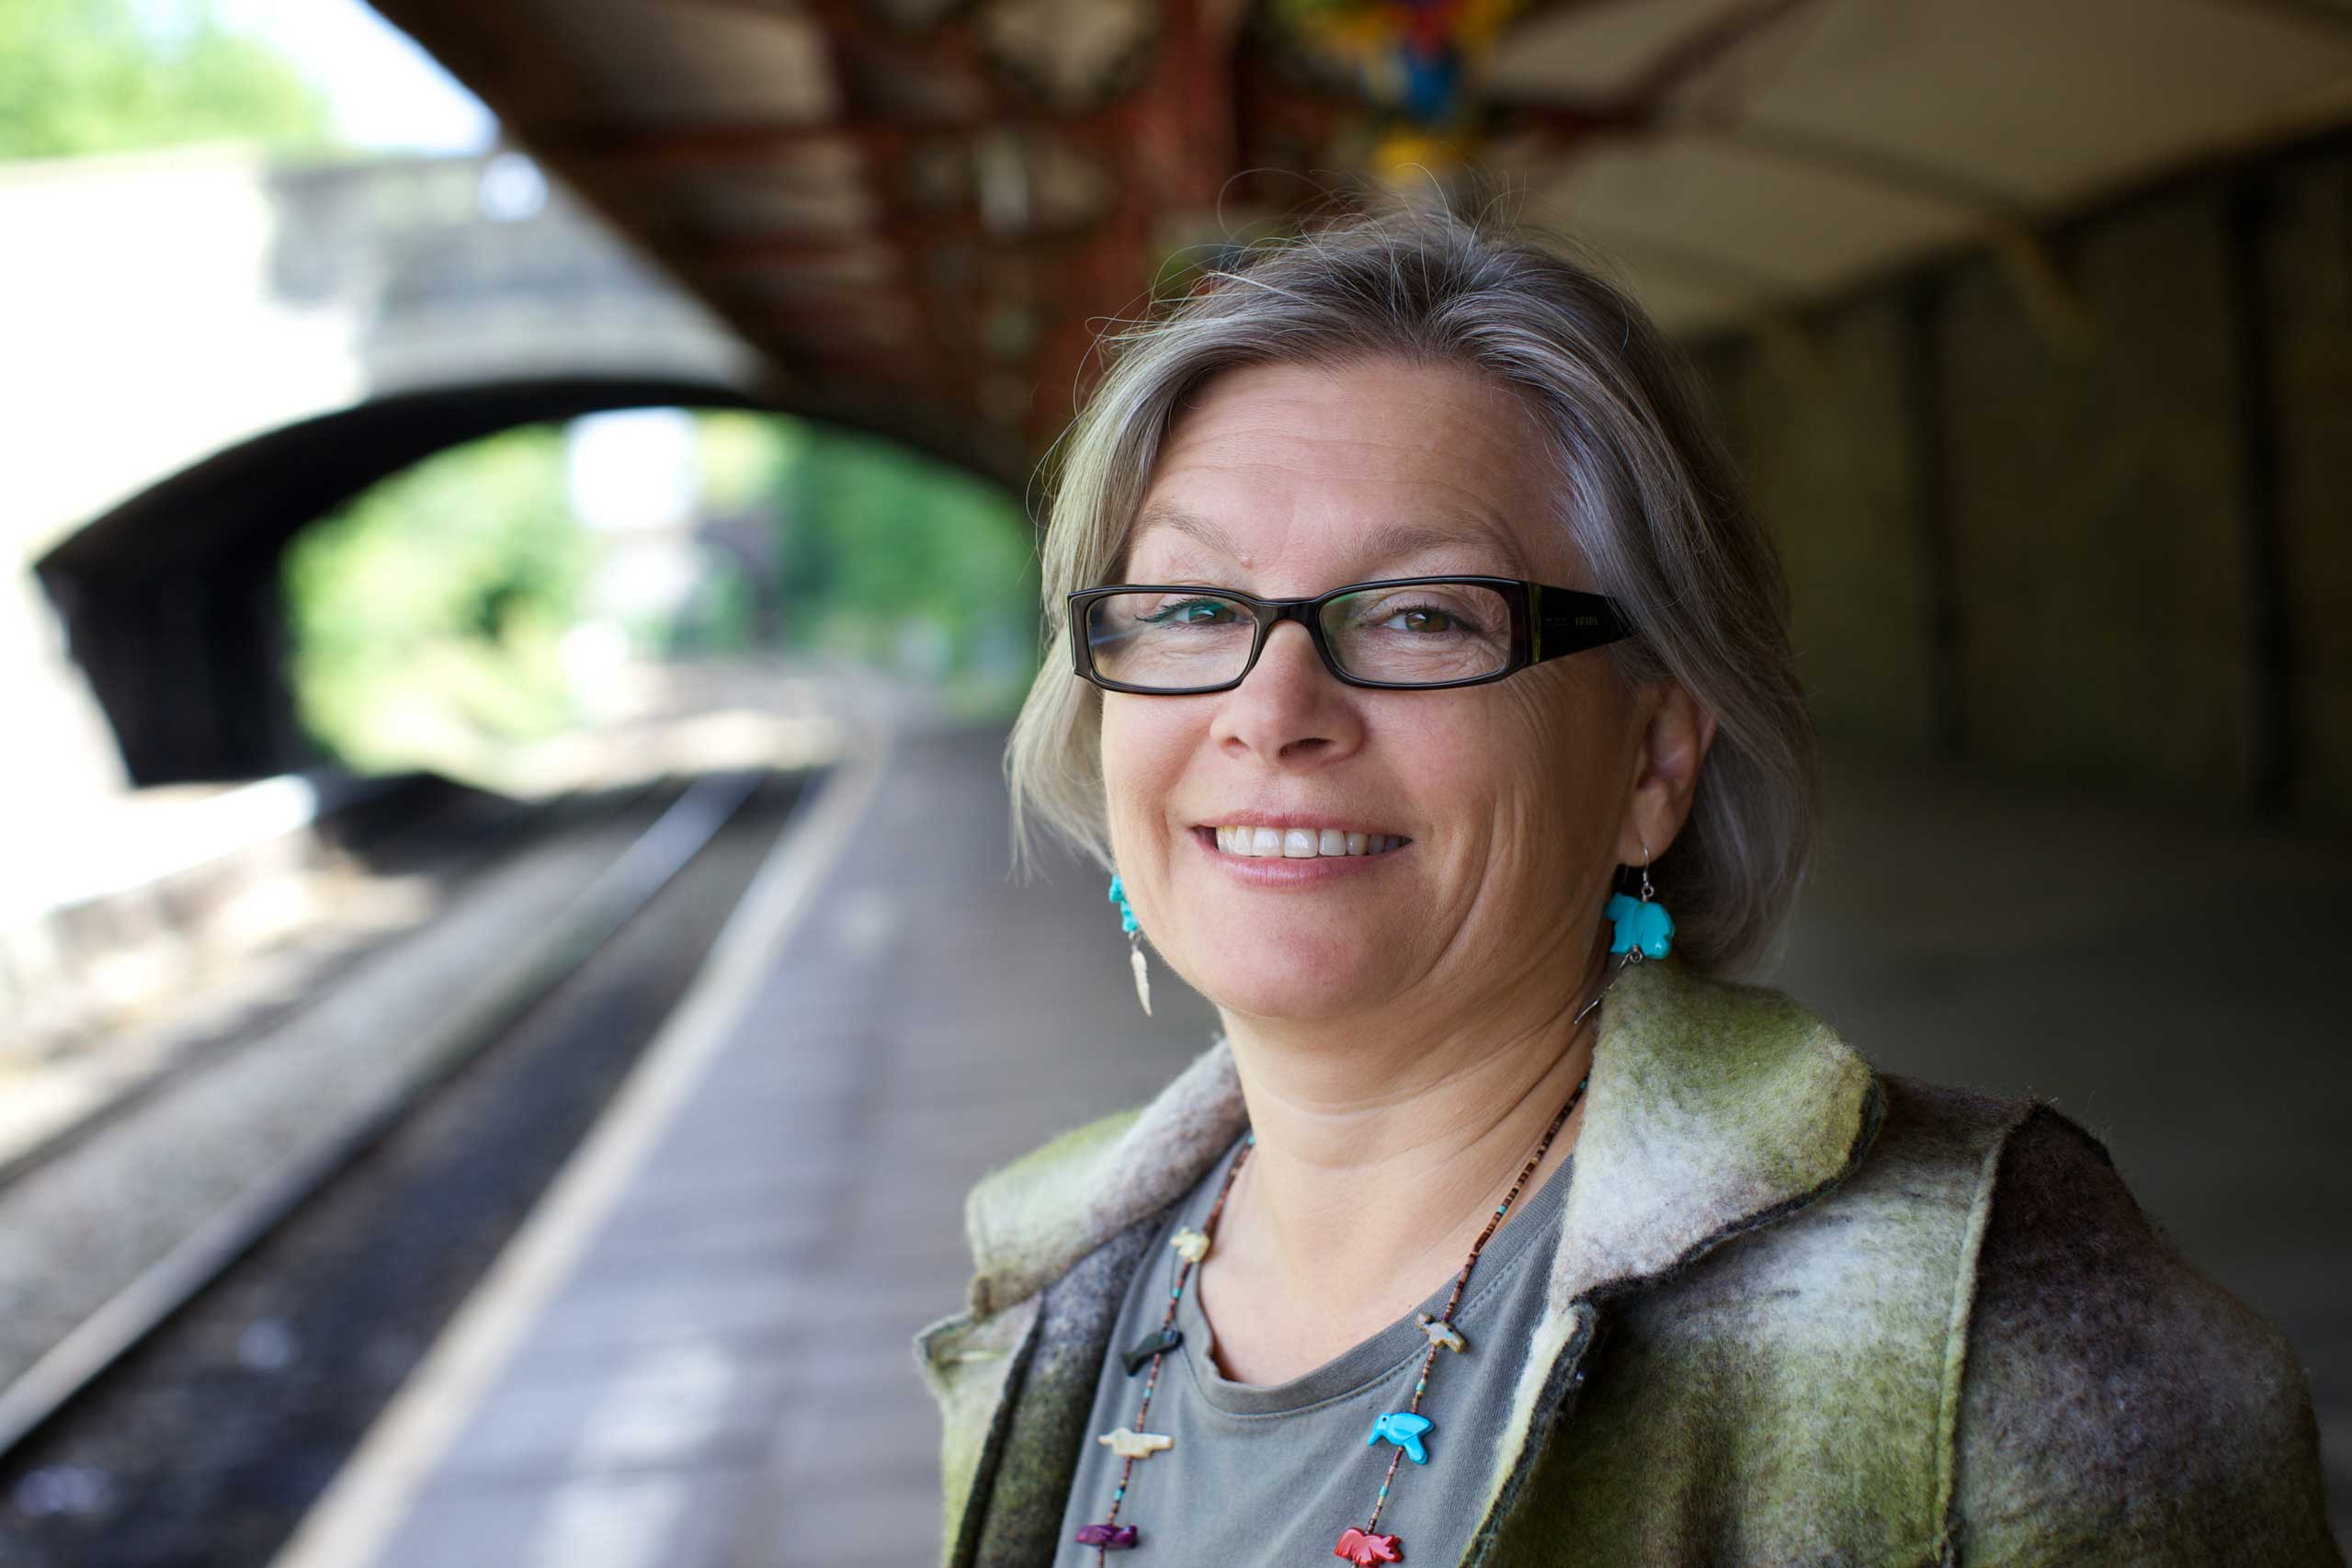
[0,767,771,1461]
[0,779,649,1194]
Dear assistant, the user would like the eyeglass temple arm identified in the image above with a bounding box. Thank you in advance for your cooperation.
[1530,585,1637,663]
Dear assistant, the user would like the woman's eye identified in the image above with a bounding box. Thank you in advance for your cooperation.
[1386,604,1460,633]
[1165,598,1234,624]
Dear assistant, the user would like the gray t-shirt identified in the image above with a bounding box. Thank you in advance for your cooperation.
[1053,1130,1574,1566]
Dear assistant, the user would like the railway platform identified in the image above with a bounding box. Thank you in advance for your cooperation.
[268,715,1226,1568]
[268,713,2352,1567]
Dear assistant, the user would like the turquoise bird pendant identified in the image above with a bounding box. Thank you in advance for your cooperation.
[1605,892,1674,960]
[1367,1411,1433,1464]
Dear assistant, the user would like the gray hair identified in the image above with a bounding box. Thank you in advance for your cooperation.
[1002,196,1819,978]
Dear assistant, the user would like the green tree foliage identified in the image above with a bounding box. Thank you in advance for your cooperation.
[281,425,592,771]
[282,411,1039,776]
[743,416,1040,715]
[0,0,336,161]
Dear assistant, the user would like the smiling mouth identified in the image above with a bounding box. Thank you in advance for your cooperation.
[1198,826,1412,858]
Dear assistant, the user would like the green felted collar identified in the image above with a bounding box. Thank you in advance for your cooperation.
[960,956,1884,1324]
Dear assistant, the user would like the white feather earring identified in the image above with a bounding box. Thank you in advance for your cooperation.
[1108,872,1152,1016]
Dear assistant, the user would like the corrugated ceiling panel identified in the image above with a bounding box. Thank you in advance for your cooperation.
[1487,0,1755,99]
[1694,0,2352,207]
[1532,131,1982,294]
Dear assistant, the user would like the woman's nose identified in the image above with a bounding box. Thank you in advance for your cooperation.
[1210,620,1360,763]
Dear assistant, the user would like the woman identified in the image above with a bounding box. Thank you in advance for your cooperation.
[914,202,2341,1566]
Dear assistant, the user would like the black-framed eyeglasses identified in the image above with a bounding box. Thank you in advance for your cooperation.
[1066,575,1637,695]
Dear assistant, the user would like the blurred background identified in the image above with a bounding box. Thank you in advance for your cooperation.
[0,0,2346,1562]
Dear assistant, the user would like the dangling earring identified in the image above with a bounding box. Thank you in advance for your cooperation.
[1108,872,1153,1016]
[1603,839,1675,962]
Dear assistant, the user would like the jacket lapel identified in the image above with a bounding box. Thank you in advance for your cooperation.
[930,958,1884,1566]
[1468,960,1885,1554]
[921,1040,1248,1564]
[961,1029,1248,1320]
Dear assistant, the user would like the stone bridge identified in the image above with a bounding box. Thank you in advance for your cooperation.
[6,146,779,788]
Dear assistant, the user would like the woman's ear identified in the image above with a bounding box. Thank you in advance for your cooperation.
[1616,683,1717,865]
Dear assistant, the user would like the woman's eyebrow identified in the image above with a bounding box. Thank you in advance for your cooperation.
[1131,503,1530,575]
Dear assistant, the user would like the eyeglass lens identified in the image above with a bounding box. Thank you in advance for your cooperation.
[1083,584,1514,688]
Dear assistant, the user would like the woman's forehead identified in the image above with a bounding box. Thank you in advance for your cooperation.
[1129,498,1537,579]
[1153,359,1547,481]
[1131,360,1565,579]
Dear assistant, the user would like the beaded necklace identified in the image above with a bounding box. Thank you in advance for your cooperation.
[1074,978,1615,1564]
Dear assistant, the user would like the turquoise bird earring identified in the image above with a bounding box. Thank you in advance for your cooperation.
[1604,841,1675,962]
[1108,872,1152,1016]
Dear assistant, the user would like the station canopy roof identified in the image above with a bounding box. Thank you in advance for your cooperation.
[369,0,2352,463]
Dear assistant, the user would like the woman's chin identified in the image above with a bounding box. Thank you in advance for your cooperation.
[1159,909,1414,1017]
[1184,955,1395,1022]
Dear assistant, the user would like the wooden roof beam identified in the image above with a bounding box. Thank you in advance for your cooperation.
[551,119,924,171]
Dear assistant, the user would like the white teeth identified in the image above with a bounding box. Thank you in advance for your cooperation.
[1211,825,1405,858]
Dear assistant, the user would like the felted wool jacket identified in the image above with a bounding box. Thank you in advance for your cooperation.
[913,958,2343,1566]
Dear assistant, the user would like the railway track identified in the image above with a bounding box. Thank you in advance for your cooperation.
[0,765,813,1568]
[0,775,638,1193]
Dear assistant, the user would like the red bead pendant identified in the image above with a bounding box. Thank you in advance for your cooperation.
[1334,1526,1403,1562]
